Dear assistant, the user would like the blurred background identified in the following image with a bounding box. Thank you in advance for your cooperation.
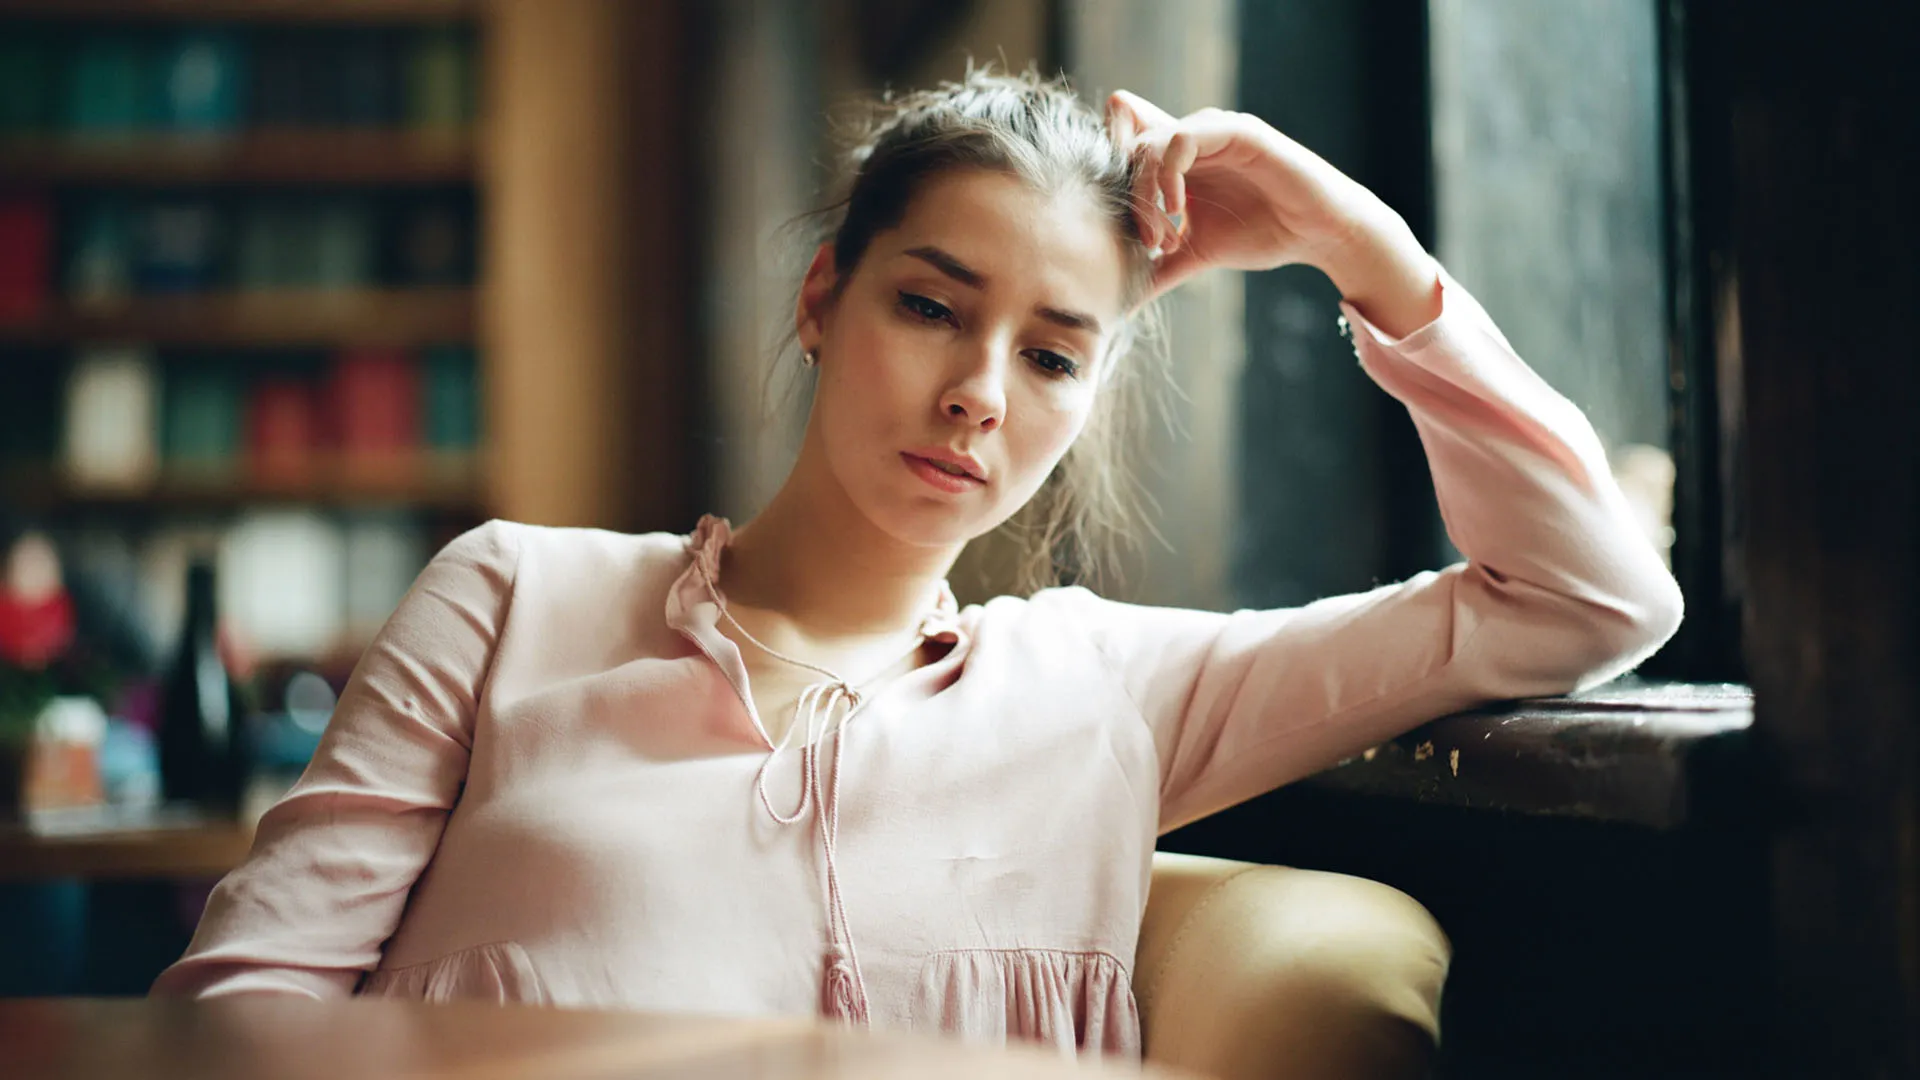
[0,0,1689,999]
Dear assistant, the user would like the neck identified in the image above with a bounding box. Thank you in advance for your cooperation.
[724,459,960,642]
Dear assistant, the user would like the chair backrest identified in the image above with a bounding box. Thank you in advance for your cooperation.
[1136,851,1451,1080]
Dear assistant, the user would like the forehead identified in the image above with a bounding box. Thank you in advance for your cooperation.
[872,169,1130,323]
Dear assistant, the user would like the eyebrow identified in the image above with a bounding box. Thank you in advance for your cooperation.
[902,245,1106,338]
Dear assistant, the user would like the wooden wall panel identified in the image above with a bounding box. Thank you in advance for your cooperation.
[484,0,693,531]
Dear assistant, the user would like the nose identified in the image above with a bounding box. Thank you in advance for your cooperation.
[939,355,1005,433]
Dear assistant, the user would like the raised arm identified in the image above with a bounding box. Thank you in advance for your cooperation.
[150,520,520,998]
[1076,93,1683,832]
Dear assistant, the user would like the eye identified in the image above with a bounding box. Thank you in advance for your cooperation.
[897,291,955,325]
[1025,349,1081,380]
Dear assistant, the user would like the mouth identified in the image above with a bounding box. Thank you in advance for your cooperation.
[901,452,987,493]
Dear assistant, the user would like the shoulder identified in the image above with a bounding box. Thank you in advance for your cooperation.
[434,519,695,598]
[969,585,1113,651]
[492,519,688,566]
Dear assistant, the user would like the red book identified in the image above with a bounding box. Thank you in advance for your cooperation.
[246,378,322,486]
[0,194,53,322]
[329,347,422,477]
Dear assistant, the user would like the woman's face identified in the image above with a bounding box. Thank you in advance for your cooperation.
[797,169,1130,550]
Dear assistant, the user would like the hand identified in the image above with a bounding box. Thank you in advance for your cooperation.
[1107,90,1441,335]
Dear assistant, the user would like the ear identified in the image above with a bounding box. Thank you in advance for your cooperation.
[795,243,839,354]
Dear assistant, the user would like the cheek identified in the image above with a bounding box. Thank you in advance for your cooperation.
[1004,392,1094,489]
[816,315,930,444]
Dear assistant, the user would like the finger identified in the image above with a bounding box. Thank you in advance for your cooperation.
[1146,241,1210,303]
[1159,130,1199,225]
[1120,141,1166,250]
[1130,178,1168,252]
[1107,88,1178,135]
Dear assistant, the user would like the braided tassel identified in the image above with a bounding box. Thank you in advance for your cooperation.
[821,944,869,1025]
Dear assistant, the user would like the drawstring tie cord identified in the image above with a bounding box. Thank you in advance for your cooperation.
[694,555,927,1027]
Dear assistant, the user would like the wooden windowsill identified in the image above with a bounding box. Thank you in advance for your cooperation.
[1301,680,1757,829]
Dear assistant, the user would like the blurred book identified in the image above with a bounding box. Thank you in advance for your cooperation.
[235,197,301,290]
[65,34,149,137]
[156,29,246,137]
[422,344,480,457]
[0,352,62,467]
[63,346,160,491]
[248,29,316,128]
[162,359,242,480]
[0,193,52,321]
[341,511,425,642]
[0,27,55,136]
[405,28,472,134]
[245,375,322,487]
[312,198,376,289]
[330,347,420,474]
[392,195,470,287]
[134,198,221,293]
[66,195,135,308]
[220,509,344,660]
[336,30,402,128]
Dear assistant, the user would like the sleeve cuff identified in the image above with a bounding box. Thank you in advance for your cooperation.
[1336,256,1455,353]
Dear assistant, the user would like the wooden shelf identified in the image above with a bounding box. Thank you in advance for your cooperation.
[2,457,485,512]
[0,807,254,882]
[0,131,478,186]
[0,0,477,22]
[0,288,475,347]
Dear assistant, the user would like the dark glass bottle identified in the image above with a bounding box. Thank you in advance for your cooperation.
[157,559,252,813]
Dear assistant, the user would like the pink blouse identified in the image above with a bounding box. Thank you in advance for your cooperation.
[151,271,1683,1058]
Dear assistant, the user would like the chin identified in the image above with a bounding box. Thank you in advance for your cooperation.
[862,497,993,550]
[848,471,1005,550]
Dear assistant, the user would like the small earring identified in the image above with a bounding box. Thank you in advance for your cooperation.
[802,348,819,368]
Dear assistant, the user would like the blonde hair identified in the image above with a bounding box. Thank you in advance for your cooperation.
[804,65,1169,594]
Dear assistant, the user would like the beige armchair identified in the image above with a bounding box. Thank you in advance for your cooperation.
[1136,853,1451,1080]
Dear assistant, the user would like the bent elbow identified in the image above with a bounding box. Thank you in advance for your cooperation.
[1466,566,1686,701]
[1567,569,1686,693]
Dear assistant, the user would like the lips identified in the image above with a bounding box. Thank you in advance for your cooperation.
[903,446,987,482]
[902,453,986,493]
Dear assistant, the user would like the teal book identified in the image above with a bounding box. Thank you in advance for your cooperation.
[0,28,54,135]
[422,344,479,453]
[65,35,151,136]
[156,29,246,136]
[161,360,242,478]
[66,195,136,306]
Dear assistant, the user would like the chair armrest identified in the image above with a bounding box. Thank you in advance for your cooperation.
[1137,852,1451,1080]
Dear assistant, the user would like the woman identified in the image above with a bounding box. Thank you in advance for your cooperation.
[153,71,1682,1059]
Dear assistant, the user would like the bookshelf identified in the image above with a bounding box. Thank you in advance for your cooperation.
[1,460,482,513]
[0,0,496,680]
[0,130,478,185]
[0,0,694,669]
[0,289,475,348]
[0,0,480,22]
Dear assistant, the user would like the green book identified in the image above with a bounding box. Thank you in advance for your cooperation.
[404,28,473,133]
[0,28,54,135]
[162,359,241,478]
[66,34,151,136]
[422,345,479,453]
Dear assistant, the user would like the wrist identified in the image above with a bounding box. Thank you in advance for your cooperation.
[1320,207,1442,339]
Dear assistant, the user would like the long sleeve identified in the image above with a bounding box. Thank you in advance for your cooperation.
[151,520,521,999]
[1060,267,1684,833]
